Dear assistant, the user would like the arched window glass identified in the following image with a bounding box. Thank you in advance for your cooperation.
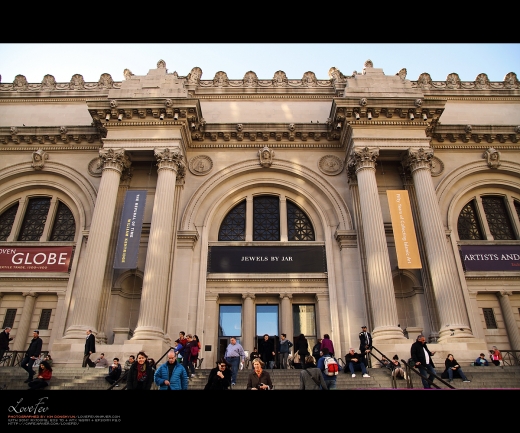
[18,198,51,241]
[0,203,19,241]
[481,196,514,240]
[253,196,280,241]
[287,200,315,241]
[50,201,76,241]
[457,200,483,240]
[218,200,246,241]
[514,200,520,224]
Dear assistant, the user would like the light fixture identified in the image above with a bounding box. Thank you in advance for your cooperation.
[409,112,415,121]
[191,122,196,130]
[173,112,179,121]
[354,112,360,120]
[422,113,428,121]
[159,113,165,121]
[117,113,123,121]
[105,113,111,121]
[367,111,372,120]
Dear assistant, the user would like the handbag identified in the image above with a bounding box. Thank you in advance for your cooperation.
[303,369,323,389]
[293,351,300,364]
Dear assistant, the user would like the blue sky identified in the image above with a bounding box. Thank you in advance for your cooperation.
[1,43,519,84]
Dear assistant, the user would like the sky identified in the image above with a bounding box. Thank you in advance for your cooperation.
[1,43,519,84]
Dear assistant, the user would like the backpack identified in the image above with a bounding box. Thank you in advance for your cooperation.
[324,356,339,376]
[190,344,199,357]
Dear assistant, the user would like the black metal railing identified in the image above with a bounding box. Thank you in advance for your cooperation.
[501,350,520,366]
[0,350,49,367]
[401,358,455,389]
[368,346,398,388]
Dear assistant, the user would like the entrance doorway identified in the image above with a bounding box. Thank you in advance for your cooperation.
[256,305,279,368]
[218,305,242,360]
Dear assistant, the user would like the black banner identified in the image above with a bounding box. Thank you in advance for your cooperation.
[113,191,147,269]
[460,245,520,271]
[208,245,327,273]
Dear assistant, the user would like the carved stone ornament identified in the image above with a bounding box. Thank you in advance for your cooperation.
[359,98,367,106]
[318,155,344,176]
[213,71,229,87]
[328,67,347,84]
[288,124,295,132]
[301,71,317,87]
[415,99,423,108]
[10,127,18,135]
[165,99,173,108]
[258,146,274,168]
[465,125,472,134]
[406,147,434,172]
[109,100,118,108]
[59,126,68,135]
[430,156,444,177]
[272,70,288,87]
[417,73,432,89]
[31,149,49,170]
[236,124,243,132]
[364,59,373,68]
[515,126,520,134]
[484,147,501,168]
[243,71,258,87]
[41,74,56,90]
[397,68,407,80]
[88,157,103,177]
[157,59,166,69]
[474,73,490,89]
[446,73,461,89]
[97,73,113,89]
[123,69,134,80]
[99,148,131,173]
[504,72,519,89]
[187,67,202,85]
[13,74,28,91]
[69,74,85,90]
[188,155,213,176]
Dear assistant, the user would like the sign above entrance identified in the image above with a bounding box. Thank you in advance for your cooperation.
[208,246,327,273]
[0,246,73,272]
[460,245,520,271]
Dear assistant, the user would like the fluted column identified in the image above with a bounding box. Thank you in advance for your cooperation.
[498,291,520,350]
[280,293,293,340]
[404,148,471,341]
[64,148,130,338]
[347,147,404,341]
[132,148,185,341]
[242,293,255,351]
[12,293,38,351]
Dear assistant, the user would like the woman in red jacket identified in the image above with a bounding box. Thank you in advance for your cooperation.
[28,360,52,390]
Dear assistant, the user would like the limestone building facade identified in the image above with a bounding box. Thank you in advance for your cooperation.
[1,59,519,366]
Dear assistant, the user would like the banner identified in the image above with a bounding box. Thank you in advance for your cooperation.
[0,246,73,272]
[460,245,520,271]
[387,190,422,269]
[208,245,327,273]
[113,190,146,269]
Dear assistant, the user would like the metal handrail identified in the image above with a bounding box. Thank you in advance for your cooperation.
[369,347,397,388]
[401,359,455,389]
[501,350,520,366]
[0,350,49,367]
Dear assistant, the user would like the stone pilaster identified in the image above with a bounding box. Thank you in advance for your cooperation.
[403,148,472,341]
[242,293,255,351]
[348,147,404,341]
[64,148,130,339]
[279,293,293,341]
[132,147,185,341]
[498,291,520,351]
[12,293,38,351]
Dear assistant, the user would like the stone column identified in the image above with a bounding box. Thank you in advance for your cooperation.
[12,293,38,351]
[280,293,293,340]
[403,148,471,341]
[64,148,130,339]
[498,291,520,351]
[132,148,185,341]
[347,147,404,341]
[242,293,255,351]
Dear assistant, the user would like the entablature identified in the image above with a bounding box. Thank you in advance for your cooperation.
[0,125,103,147]
[431,124,520,145]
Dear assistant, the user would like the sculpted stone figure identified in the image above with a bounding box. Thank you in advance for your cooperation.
[213,71,229,87]
[69,74,85,90]
[504,72,519,89]
[243,71,258,87]
[258,146,274,168]
[301,71,317,87]
[41,74,56,90]
[328,67,346,84]
[123,69,134,80]
[32,149,48,170]
[446,73,461,89]
[397,68,407,80]
[474,73,490,89]
[187,67,202,85]
[157,59,166,69]
[98,73,114,89]
[272,70,288,87]
[13,75,28,90]
[484,147,501,168]
[417,73,433,89]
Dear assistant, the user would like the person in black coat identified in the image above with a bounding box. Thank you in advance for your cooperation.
[20,330,43,383]
[0,327,13,362]
[204,358,232,390]
[359,325,372,366]
[294,334,309,370]
[410,334,437,389]
[83,329,96,367]
[126,351,154,390]
[259,334,275,369]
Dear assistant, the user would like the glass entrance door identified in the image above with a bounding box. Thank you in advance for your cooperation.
[256,305,279,368]
[218,305,242,360]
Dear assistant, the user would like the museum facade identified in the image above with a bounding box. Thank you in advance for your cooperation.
[1,59,519,366]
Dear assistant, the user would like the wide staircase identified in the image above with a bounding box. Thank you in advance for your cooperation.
[2,364,520,390]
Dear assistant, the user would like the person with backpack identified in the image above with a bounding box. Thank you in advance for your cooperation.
[182,334,197,379]
[316,348,338,389]
[189,335,201,376]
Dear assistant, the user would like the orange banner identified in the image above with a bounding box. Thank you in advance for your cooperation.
[387,190,422,269]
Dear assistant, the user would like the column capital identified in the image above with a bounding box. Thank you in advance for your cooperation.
[347,147,379,176]
[22,292,38,298]
[279,293,292,300]
[242,293,255,300]
[499,290,513,297]
[403,147,434,173]
[99,148,131,175]
[154,147,186,178]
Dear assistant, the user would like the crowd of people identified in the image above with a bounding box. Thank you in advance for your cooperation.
[3,325,506,390]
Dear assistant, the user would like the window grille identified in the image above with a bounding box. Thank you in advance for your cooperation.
[50,201,76,241]
[38,309,52,330]
[483,308,497,329]
[0,203,19,241]
[457,200,483,240]
[253,196,280,241]
[18,197,51,241]
[2,309,17,329]
[287,200,315,241]
[482,196,515,240]
[218,200,246,241]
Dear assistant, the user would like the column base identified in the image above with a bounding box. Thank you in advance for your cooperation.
[124,339,173,362]
[131,326,170,343]
[437,325,473,342]
[63,325,97,339]
[372,325,406,342]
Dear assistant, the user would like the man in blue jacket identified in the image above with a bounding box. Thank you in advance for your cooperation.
[154,350,188,390]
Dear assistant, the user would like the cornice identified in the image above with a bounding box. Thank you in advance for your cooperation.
[206,277,327,282]
[430,125,519,146]
[0,126,103,146]
[0,145,101,151]
[188,142,343,149]
[0,97,109,103]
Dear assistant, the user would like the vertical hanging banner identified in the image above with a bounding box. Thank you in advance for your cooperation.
[387,190,422,269]
[113,190,147,269]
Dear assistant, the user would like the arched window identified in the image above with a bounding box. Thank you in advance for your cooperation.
[457,195,517,241]
[0,196,76,242]
[218,195,315,242]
